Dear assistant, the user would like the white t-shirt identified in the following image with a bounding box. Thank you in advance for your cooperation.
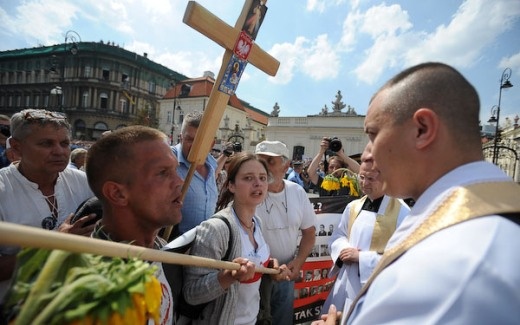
[0,163,94,301]
[234,215,270,325]
[256,180,317,264]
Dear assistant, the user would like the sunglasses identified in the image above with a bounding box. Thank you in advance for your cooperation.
[23,110,66,121]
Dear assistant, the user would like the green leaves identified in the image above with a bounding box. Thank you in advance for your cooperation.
[3,248,157,325]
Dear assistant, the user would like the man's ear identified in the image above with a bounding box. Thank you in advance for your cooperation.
[413,108,438,150]
[101,181,128,206]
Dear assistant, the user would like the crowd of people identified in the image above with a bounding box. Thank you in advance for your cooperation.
[1,61,519,325]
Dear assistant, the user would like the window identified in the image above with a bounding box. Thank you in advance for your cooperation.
[84,66,91,78]
[82,91,89,108]
[100,92,108,109]
[102,69,110,81]
[25,95,30,107]
[43,95,49,107]
[34,95,40,107]
[148,81,155,94]
[119,98,128,113]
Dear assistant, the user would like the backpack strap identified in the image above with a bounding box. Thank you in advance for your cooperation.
[215,216,233,261]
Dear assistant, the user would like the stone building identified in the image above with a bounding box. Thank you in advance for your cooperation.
[0,41,186,140]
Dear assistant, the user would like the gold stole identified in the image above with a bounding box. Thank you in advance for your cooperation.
[347,196,401,253]
[370,198,401,253]
[345,181,520,321]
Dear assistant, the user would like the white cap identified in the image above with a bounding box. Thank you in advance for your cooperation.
[255,141,289,159]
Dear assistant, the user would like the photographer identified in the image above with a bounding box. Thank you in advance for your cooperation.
[308,137,360,197]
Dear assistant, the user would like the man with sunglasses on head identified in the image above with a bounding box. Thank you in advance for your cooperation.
[0,108,96,304]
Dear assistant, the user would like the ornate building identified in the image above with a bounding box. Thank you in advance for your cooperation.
[266,91,368,161]
[0,41,186,140]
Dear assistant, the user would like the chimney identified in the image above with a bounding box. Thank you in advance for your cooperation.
[203,71,215,79]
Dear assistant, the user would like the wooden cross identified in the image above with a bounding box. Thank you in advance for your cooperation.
[163,0,279,239]
[180,1,279,193]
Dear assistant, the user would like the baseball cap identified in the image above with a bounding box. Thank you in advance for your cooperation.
[255,140,289,159]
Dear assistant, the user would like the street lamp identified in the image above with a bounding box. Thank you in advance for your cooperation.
[488,68,513,165]
[57,30,82,112]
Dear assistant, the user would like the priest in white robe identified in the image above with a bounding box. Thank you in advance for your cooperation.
[321,160,410,314]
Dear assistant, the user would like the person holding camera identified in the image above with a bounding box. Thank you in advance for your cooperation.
[308,137,360,197]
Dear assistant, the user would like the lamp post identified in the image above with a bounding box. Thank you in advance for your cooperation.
[488,68,513,165]
[58,30,82,112]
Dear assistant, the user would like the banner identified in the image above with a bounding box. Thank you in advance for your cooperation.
[293,195,358,324]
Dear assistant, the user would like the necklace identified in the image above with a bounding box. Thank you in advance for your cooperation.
[239,218,255,231]
[264,186,288,214]
[42,194,58,230]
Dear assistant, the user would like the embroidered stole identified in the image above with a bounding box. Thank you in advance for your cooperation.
[345,181,520,321]
[347,196,401,253]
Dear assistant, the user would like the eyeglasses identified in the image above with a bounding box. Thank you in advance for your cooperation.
[23,110,66,121]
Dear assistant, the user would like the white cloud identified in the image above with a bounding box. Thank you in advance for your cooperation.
[405,0,520,68]
[0,0,80,46]
[500,52,520,76]
[351,3,414,83]
[302,34,341,80]
[338,10,362,51]
[268,34,341,84]
[269,38,306,84]
[306,0,347,13]
[360,4,412,38]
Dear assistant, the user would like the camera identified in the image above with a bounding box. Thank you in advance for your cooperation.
[233,142,242,153]
[223,142,242,157]
[326,137,342,152]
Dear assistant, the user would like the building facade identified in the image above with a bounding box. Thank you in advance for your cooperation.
[482,115,520,183]
[0,41,186,140]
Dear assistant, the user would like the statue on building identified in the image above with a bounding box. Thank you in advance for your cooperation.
[346,104,357,115]
[332,90,346,113]
[271,102,280,117]
[320,105,329,116]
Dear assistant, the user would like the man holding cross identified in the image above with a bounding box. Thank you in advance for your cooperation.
[86,125,184,324]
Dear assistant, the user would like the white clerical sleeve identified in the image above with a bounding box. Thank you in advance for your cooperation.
[329,203,355,276]
[358,250,381,285]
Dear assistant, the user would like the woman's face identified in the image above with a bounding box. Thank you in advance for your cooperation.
[228,159,269,207]
[328,158,343,173]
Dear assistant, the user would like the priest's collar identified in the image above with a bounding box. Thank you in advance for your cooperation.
[362,196,384,212]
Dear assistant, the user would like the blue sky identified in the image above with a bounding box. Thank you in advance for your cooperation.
[1,0,519,128]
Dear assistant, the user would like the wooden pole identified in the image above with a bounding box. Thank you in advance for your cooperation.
[0,222,279,274]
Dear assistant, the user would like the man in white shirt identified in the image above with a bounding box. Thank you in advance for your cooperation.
[255,140,317,324]
[0,109,96,303]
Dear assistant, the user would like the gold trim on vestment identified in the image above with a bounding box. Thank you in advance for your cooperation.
[345,181,520,321]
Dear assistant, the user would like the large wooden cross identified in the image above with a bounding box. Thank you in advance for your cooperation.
[182,0,279,167]
[176,1,279,210]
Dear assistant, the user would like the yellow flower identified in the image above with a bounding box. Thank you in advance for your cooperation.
[321,175,340,191]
